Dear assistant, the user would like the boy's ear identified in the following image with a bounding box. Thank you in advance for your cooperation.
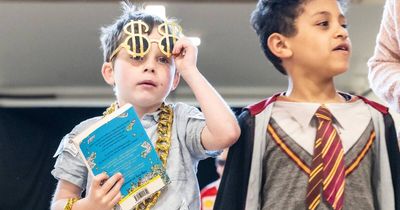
[101,62,115,86]
[267,33,292,58]
[171,70,180,91]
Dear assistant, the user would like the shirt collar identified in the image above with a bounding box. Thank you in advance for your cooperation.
[141,109,161,129]
[273,101,320,129]
[325,99,366,130]
[142,110,159,121]
[274,96,362,129]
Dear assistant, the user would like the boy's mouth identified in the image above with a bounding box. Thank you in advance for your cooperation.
[137,80,157,87]
[333,43,350,52]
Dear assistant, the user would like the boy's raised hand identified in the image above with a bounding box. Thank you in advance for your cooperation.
[169,37,240,151]
[172,37,198,76]
[78,172,124,210]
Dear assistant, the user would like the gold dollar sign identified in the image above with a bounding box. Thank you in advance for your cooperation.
[123,20,150,57]
[158,22,182,57]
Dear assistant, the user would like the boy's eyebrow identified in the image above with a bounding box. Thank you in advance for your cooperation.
[311,11,331,17]
[311,11,346,21]
[338,14,346,22]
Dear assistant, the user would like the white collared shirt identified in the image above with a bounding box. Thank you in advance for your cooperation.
[271,99,372,155]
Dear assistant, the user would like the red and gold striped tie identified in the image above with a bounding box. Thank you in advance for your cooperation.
[306,106,345,210]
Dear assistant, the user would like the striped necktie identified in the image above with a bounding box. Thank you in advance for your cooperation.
[306,106,345,210]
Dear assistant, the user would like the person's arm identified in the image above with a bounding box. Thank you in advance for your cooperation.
[368,0,400,112]
[51,180,82,210]
[51,173,123,210]
[172,37,240,151]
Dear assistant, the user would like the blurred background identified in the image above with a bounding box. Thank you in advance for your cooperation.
[0,0,397,209]
[0,0,391,106]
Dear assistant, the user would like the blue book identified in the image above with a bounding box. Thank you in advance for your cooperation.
[72,103,170,210]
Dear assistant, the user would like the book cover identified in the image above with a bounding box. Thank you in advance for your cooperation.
[72,103,170,210]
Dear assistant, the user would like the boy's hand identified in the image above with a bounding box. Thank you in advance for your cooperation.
[79,172,124,210]
[172,37,198,76]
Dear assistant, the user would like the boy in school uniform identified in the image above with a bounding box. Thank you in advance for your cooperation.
[214,0,400,209]
[50,3,240,210]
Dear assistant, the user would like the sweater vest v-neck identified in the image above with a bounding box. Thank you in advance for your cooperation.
[261,118,377,210]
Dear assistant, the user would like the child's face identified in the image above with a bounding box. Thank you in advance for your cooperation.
[286,0,351,78]
[110,27,179,108]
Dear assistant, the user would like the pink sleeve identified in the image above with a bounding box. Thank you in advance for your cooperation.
[368,0,400,112]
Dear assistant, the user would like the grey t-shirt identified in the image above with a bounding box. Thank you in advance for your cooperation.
[51,102,220,210]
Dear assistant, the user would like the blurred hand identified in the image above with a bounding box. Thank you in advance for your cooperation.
[79,172,124,210]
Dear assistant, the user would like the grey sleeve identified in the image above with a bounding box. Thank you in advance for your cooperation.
[174,103,221,160]
[51,117,100,189]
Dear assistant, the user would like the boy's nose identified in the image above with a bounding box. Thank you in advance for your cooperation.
[337,32,348,39]
[143,68,155,73]
[336,27,349,39]
[143,58,156,73]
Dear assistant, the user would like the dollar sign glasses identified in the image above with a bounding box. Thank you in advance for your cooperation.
[109,20,182,61]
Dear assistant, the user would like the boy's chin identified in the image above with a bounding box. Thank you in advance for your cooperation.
[330,64,349,75]
[135,98,166,108]
[330,68,348,76]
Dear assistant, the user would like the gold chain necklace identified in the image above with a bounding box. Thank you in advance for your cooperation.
[103,102,173,210]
